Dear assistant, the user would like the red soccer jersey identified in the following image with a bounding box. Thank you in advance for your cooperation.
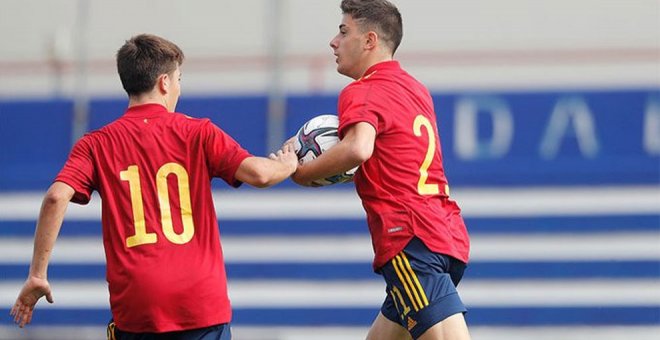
[55,103,251,332]
[338,61,470,270]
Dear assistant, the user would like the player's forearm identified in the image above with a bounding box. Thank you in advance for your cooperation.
[292,141,364,185]
[258,158,297,187]
[29,183,73,279]
[237,157,297,188]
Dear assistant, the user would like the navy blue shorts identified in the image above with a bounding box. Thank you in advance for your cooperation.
[107,320,231,340]
[379,237,467,339]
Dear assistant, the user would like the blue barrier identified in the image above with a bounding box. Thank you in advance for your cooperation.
[434,90,660,185]
[1,90,658,190]
[0,100,73,191]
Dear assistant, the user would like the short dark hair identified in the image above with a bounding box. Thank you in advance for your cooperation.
[116,34,184,96]
[341,0,403,55]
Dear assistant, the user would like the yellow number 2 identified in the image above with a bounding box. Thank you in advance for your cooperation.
[413,115,442,196]
[120,163,195,248]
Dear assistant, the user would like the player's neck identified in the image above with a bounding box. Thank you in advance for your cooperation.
[127,92,168,110]
[357,53,393,79]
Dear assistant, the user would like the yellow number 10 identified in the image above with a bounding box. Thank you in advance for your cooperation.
[120,163,195,248]
[413,115,449,196]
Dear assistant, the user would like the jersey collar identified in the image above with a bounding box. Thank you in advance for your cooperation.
[124,103,169,118]
[358,60,401,81]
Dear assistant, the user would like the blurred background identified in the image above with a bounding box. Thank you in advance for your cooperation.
[0,0,659,339]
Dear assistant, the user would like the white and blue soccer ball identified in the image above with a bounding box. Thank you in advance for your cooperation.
[293,114,358,186]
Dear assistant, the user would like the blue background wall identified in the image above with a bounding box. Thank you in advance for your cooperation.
[1,90,659,338]
[1,89,658,191]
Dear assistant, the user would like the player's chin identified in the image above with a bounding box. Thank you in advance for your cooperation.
[336,65,350,78]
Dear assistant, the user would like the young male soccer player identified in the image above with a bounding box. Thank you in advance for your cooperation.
[11,34,298,339]
[289,1,471,339]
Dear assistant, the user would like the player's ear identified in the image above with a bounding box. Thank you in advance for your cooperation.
[158,73,169,94]
[365,31,378,50]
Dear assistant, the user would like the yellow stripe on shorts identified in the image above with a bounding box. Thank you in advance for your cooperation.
[107,321,116,340]
[395,254,426,310]
[392,255,420,311]
[401,252,430,307]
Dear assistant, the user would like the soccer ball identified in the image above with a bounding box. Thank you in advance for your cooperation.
[292,114,358,186]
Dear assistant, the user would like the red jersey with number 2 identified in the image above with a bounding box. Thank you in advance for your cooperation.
[55,103,250,333]
[337,61,470,270]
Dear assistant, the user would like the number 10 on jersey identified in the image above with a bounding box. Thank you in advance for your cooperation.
[120,163,195,248]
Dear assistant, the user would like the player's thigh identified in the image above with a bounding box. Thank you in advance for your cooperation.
[366,312,412,340]
[417,313,470,340]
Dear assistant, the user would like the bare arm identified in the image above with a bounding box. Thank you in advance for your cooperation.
[11,181,75,327]
[235,142,298,188]
[291,122,376,186]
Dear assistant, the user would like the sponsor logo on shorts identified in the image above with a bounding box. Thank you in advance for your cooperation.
[407,316,417,330]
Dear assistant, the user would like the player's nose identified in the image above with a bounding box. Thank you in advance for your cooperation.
[329,37,339,50]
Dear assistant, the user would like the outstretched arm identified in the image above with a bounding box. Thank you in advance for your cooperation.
[235,142,298,188]
[291,122,375,186]
[10,181,74,328]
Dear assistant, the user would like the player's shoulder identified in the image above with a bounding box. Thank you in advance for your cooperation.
[170,112,217,130]
[173,113,231,142]
[172,112,209,124]
[340,70,398,106]
[81,124,111,141]
[339,78,373,102]
[342,65,399,92]
[69,127,107,152]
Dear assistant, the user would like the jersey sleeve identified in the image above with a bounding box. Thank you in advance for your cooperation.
[337,85,383,139]
[201,121,252,187]
[54,136,96,205]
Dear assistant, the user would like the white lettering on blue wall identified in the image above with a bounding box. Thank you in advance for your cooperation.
[539,96,600,160]
[454,96,513,160]
[644,96,660,156]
